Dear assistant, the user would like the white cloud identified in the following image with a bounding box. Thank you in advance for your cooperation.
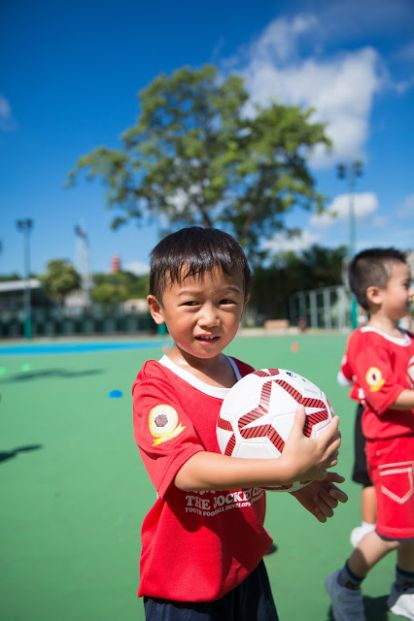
[231,15,383,167]
[263,229,320,254]
[124,260,149,275]
[310,192,379,228]
[168,188,189,212]
[249,14,319,64]
[167,184,203,212]
[371,215,388,227]
[398,193,414,218]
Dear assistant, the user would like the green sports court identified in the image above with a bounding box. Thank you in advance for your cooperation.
[0,333,399,620]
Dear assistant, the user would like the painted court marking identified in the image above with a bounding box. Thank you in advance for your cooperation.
[0,340,168,356]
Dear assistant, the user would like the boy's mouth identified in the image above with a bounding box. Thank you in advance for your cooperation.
[195,334,219,342]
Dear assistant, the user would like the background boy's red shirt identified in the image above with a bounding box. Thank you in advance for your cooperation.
[132,357,271,602]
[341,327,414,440]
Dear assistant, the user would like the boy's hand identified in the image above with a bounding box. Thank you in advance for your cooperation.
[281,406,341,483]
[291,472,348,522]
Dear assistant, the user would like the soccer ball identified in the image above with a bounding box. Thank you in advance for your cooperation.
[216,368,335,492]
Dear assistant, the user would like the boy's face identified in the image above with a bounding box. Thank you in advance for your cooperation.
[148,266,246,363]
[376,261,413,321]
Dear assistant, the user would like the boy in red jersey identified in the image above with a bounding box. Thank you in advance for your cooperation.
[132,227,347,621]
[326,247,414,621]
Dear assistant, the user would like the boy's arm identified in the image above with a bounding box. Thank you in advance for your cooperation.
[337,332,358,387]
[337,352,353,387]
[390,389,414,410]
[175,408,341,491]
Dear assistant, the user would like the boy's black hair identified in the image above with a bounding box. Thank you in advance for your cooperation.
[348,247,407,311]
[149,227,251,300]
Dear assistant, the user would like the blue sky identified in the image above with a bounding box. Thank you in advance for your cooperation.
[1,0,413,277]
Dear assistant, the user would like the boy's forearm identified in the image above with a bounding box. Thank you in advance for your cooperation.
[390,389,414,410]
[174,451,301,492]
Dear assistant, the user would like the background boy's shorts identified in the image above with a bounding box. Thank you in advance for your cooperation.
[352,404,372,487]
[143,560,279,621]
[366,435,414,540]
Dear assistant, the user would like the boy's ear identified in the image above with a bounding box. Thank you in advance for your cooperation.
[366,285,383,306]
[147,295,165,325]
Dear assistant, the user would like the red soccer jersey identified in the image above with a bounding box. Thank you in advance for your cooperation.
[342,327,414,440]
[132,355,271,602]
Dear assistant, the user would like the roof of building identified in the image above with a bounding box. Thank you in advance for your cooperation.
[0,279,41,293]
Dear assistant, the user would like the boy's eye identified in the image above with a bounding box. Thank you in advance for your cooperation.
[181,300,199,307]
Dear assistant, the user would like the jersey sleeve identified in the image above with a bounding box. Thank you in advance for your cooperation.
[338,331,359,386]
[353,344,406,415]
[337,353,353,386]
[132,362,205,498]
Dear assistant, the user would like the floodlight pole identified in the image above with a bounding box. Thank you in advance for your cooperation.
[16,218,33,340]
[337,161,363,329]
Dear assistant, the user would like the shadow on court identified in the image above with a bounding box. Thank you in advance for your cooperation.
[326,594,389,620]
[1,368,104,382]
[0,443,43,464]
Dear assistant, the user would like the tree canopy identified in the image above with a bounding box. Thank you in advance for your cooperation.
[68,64,331,264]
[90,271,148,307]
[39,259,81,304]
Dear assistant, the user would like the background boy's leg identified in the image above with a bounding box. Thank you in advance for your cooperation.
[348,531,399,578]
[326,532,399,621]
[350,405,377,547]
[350,486,377,547]
[360,486,376,525]
[397,540,414,574]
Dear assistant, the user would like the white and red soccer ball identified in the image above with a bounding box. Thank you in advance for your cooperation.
[216,368,335,492]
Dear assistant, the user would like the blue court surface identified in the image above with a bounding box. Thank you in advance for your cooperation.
[0,339,168,356]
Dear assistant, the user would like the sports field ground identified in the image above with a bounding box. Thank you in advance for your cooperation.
[0,333,399,620]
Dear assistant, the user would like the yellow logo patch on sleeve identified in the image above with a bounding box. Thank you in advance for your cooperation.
[148,404,185,446]
[365,367,385,392]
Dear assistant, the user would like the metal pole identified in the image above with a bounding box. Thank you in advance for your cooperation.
[16,219,33,339]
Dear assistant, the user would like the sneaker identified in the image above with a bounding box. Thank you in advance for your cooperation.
[325,569,366,621]
[350,523,376,547]
[388,583,414,620]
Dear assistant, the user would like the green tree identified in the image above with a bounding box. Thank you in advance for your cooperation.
[68,65,331,264]
[39,260,81,305]
[0,272,21,281]
[90,282,121,307]
[90,271,149,307]
[250,245,347,319]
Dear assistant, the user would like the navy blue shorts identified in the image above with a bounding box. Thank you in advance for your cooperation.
[352,403,373,487]
[143,560,279,621]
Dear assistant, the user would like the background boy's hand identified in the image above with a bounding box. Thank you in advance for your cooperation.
[291,472,348,522]
[281,406,341,483]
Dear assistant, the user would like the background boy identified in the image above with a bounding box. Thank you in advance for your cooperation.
[132,226,347,621]
[326,247,414,621]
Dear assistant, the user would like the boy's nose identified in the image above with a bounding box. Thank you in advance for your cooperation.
[199,303,219,326]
